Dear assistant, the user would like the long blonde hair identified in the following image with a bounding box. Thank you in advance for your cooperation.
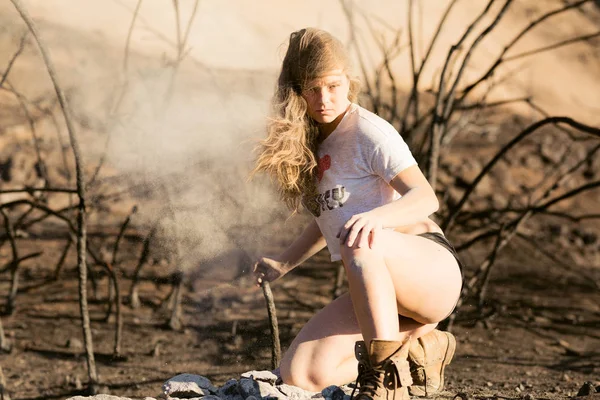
[254,28,361,212]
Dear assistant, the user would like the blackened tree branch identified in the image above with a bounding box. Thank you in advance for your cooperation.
[459,0,592,101]
[9,0,99,391]
[443,117,600,231]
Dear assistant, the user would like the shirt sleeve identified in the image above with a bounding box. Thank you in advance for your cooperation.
[370,133,418,183]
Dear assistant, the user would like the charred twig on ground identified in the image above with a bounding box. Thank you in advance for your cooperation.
[9,0,99,392]
[129,222,159,309]
[105,205,138,316]
[0,365,10,400]
[54,237,73,280]
[104,261,123,358]
[0,208,20,315]
[261,281,281,370]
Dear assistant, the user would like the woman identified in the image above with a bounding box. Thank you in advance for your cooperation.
[253,28,462,400]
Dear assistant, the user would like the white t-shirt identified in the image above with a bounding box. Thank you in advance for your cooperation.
[303,103,417,261]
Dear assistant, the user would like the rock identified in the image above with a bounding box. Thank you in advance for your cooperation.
[217,379,239,397]
[241,370,279,385]
[67,396,133,400]
[66,338,84,351]
[237,378,260,398]
[278,383,317,400]
[256,380,286,399]
[321,386,348,400]
[163,373,217,398]
[577,381,598,396]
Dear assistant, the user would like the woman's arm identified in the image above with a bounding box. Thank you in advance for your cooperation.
[338,165,439,247]
[254,219,327,284]
[276,218,327,270]
[370,165,439,228]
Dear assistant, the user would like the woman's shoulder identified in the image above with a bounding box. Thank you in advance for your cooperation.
[351,104,400,142]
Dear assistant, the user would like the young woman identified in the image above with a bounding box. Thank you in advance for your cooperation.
[252,28,463,400]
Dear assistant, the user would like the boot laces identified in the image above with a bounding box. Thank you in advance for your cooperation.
[351,360,401,400]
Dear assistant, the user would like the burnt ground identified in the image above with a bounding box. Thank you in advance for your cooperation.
[0,194,599,400]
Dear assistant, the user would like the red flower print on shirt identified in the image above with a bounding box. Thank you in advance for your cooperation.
[318,155,331,182]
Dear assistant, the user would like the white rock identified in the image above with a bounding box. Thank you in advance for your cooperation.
[241,370,279,385]
[277,383,317,400]
[163,373,216,397]
[66,396,133,400]
[256,380,286,399]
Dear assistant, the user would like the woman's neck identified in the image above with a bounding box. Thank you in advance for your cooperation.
[318,103,351,141]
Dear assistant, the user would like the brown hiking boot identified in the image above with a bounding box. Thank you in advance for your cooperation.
[407,329,456,397]
[351,339,413,400]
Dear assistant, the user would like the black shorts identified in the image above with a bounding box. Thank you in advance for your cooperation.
[417,232,464,319]
[417,232,464,280]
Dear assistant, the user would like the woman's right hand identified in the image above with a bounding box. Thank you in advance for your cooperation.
[252,256,289,286]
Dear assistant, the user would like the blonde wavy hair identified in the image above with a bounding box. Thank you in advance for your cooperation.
[253,28,361,212]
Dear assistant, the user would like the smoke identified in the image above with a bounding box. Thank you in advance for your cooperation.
[96,46,290,273]
[0,2,292,276]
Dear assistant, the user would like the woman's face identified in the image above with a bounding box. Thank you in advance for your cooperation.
[302,69,351,125]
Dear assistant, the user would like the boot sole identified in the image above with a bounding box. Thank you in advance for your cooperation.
[408,332,456,397]
[438,331,456,392]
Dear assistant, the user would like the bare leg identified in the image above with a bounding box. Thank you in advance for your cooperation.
[280,230,461,391]
[280,293,436,391]
[341,230,461,345]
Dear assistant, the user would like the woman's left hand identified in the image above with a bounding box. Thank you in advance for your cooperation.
[337,212,383,249]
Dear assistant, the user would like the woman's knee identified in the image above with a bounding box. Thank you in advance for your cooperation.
[280,358,332,392]
[339,243,385,272]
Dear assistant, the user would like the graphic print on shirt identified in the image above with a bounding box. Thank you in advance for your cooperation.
[304,185,349,217]
[317,155,331,182]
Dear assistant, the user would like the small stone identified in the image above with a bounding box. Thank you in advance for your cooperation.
[486,382,493,387]
[562,373,571,381]
[218,379,239,397]
[577,381,597,396]
[237,378,260,398]
[278,383,317,400]
[256,380,286,399]
[66,338,83,351]
[151,343,160,357]
[322,385,338,397]
[163,373,216,397]
[241,370,279,385]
